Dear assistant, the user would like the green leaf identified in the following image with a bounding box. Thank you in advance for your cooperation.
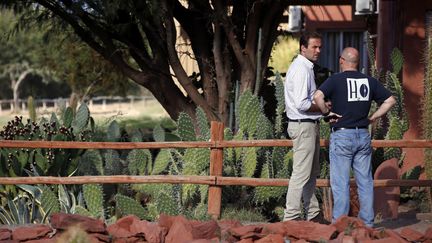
[115,194,148,220]
[106,120,121,142]
[153,124,165,142]
[152,149,172,175]
[63,107,74,127]
[41,186,60,216]
[177,112,196,141]
[242,147,257,177]
[196,107,210,140]
[127,149,151,175]
[83,184,104,219]
[72,103,90,133]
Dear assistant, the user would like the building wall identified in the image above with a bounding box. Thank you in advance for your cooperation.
[303,5,367,30]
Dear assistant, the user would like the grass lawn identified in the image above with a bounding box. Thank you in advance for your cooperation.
[0,99,174,132]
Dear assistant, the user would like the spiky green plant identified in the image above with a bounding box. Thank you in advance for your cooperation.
[422,23,432,210]
[115,194,148,220]
[0,103,93,179]
[423,24,432,180]
[366,33,408,169]
[83,184,104,219]
[274,72,286,138]
[0,186,49,225]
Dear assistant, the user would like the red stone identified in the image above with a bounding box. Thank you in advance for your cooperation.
[107,215,141,238]
[229,224,263,238]
[254,233,285,243]
[24,238,57,243]
[282,220,337,242]
[50,213,106,233]
[131,219,167,243]
[0,228,11,240]
[164,215,194,243]
[351,227,373,241]
[424,227,432,239]
[384,229,408,242]
[400,227,425,242]
[12,224,52,241]
[190,220,220,239]
[332,216,366,233]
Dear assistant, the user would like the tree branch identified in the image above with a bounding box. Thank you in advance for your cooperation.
[163,0,220,121]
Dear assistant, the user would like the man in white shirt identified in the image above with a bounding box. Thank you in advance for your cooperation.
[283,31,326,222]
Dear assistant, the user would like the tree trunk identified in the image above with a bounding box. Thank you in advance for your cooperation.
[12,69,31,113]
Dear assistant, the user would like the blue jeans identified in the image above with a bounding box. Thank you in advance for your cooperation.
[329,128,374,227]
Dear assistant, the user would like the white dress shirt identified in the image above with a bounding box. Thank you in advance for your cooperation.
[284,54,322,120]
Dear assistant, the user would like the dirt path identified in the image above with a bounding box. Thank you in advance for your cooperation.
[375,205,432,233]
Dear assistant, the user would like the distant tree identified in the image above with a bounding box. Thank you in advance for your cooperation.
[0,7,137,110]
[2,1,290,123]
[37,31,140,101]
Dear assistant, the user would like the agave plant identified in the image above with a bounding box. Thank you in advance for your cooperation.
[0,185,49,225]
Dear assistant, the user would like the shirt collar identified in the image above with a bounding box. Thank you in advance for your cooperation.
[297,54,314,69]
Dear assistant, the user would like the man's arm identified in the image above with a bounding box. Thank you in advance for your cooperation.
[313,90,330,114]
[369,96,397,123]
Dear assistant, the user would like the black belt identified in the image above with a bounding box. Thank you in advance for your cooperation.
[288,118,319,124]
[331,126,368,132]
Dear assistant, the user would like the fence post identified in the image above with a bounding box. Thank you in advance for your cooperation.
[208,121,224,219]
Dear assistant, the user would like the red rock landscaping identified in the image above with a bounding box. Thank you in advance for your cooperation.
[0,213,431,242]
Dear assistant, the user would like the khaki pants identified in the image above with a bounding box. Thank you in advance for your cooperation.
[283,121,321,221]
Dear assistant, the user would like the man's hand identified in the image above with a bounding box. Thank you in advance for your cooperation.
[323,112,342,123]
[325,100,332,110]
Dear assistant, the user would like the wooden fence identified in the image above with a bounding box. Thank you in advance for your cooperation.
[0,96,154,113]
[1,121,432,219]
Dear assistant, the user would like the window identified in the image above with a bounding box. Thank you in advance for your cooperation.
[318,31,368,74]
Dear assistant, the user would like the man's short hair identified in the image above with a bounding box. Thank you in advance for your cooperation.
[299,31,322,50]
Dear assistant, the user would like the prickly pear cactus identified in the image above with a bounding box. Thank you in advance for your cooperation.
[77,150,103,176]
[242,146,257,178]
[153,124,165,142]
[383,116,404,161]
[256,113,273,140]
[83,184,104,219]
[106,120,121,142]
[155,191,179,216]
[196,107,210,141]
[152,149,172,175]
[0,101,94,178]
[127,149,152,175]
[115,194,148,220]
[74,205,93,217]
[255,159,286,204]
[40,186,60,216]
[177,112,196,141]
[274,72,286,138]
[72,103,90,134]
[104,150,122,175]
[62,107,74,127]
[237,90,261,136]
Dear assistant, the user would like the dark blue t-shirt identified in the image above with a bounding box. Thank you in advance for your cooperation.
[318,71,392,128]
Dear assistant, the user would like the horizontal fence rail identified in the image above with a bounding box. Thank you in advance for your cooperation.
[0,175,430,188]
[1,139,432,149]
[1,121,432,219]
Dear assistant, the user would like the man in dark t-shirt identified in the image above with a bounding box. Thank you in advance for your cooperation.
[313,47,396,227]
